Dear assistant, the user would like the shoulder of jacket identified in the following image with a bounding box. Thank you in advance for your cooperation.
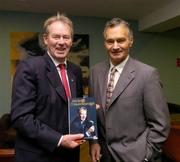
[131,57,156,72]
[92,60,107,69]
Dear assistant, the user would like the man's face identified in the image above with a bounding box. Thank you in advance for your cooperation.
[104,24,133,65]
[43,21,72,62]
[79,109,87,122]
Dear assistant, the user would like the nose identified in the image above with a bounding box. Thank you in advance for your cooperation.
[112,41,119,50]
[58,37,65,44]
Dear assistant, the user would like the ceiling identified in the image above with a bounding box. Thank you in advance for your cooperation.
[0,0,180,32]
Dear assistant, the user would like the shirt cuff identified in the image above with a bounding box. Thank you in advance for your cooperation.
[144,158,149,162]
[57,135,63,147]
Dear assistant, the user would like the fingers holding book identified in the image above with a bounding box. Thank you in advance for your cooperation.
[60,133,84,149]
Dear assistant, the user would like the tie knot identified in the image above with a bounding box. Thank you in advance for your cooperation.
[58,63,66,69]
[111,66,117,73]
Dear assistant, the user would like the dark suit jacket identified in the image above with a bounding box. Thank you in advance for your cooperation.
[11,53,83,162]
[90,57,170,162]
[71,117,96,138]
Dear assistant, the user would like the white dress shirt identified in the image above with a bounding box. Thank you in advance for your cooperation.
[108,55,129,90]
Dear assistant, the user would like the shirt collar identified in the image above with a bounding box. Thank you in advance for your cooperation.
[109,55,129,73]
[47,51,67,67]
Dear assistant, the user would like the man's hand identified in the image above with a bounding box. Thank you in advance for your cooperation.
[90,143,101,162]
[88,125,95,133]
[60,134,84,149]
[96,104,101,110]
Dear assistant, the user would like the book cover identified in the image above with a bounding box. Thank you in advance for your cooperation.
[68,97,98,140]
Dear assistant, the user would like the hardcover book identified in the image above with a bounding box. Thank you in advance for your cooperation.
[68,97,98,140]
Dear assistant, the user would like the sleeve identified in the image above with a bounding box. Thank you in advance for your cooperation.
[143,69,170,160]
[89,67,99,144]
[11,60,61,152]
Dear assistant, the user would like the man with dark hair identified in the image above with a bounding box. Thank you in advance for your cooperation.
[90,17,170,162]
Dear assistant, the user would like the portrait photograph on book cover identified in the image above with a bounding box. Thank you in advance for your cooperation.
[69,97,98,140]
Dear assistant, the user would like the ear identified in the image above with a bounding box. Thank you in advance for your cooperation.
[129,37,133,47]
[104,41,108,48]
[70,39,73,47]
[43,33,48,45]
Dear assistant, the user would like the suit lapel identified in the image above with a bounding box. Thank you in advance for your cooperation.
[97,61,109,111]
[67,62,76,98]
[44,54,67,102]
[108,58,135,108]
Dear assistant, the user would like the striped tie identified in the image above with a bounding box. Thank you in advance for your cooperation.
[106,67,117,107]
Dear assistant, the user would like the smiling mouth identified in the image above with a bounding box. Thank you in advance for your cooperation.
[112,51,123,55]
[57,47,66,51]
[57,48,66,52]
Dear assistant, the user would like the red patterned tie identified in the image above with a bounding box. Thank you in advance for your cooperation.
[58,64,71,99]
[106,67,117,107]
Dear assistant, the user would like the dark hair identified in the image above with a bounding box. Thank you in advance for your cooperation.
[103,17,133,39]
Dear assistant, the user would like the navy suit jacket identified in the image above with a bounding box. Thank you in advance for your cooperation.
[71,117,96,138]
[11,53,83,162]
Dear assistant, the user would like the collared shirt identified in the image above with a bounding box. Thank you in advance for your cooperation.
[108,55,129,90]
[47,51,71,91]
[47,51,67,77]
